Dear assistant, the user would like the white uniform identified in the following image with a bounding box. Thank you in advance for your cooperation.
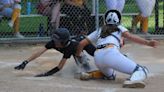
[87,25,137,77]
[135,0,155,17]
[104,0,125,13]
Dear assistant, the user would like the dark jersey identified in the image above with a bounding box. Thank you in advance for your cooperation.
[72,35,96,56]
[45,40,79,59]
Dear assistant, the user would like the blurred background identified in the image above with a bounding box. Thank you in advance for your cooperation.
[0,0,163,43]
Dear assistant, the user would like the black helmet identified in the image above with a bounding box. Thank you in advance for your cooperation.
[104,9,121,25]
[51,28,70,46]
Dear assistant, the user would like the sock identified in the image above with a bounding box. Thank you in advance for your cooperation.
[132,14,142,27]
[141,17,148,33]
[11,8,20,23]
[13,17,19,33]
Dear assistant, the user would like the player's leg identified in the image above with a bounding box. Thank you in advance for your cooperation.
[51,1,61,29]
[116,0,125,13]
[79,70,106,80]
[8,3,21,27]
[105,0,117,10]
[94,47,148,88]
[135,0,155,34]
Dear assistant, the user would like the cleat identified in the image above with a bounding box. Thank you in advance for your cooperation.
[123,65,149,88]
[14,32,24,38]
[123,80,145,88]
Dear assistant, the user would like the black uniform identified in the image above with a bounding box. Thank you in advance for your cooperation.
[45,35,96,59]
[45,40,79,59]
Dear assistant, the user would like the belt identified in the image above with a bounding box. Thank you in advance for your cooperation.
[96,43,115,49]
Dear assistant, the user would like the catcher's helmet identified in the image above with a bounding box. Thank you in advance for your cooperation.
[104,10,121,25]
[51,28,70,46]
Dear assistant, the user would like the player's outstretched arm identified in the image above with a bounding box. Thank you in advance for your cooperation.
[35,58,67,77]
[122,31,159,48]
[14,47,48,70]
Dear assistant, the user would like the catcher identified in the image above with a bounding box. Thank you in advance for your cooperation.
[14,28,96,77]
[76,9,159,88]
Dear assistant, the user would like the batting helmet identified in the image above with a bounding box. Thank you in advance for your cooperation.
[104,10,121,25]
[51,28,71,46]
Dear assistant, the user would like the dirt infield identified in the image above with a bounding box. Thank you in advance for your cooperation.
[0,41,164,92]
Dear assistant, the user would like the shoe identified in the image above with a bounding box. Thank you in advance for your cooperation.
[123,66,149,88]
[14,32,25,38]
[80,72,91,80]
[74,72,91,80]
[8,20,14,28]
[123,81,145,88]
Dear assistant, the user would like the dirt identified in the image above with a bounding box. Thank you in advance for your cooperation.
[0,41,164,92]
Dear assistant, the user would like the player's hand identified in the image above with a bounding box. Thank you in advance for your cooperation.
[35,72,52,77]
[148,40,159,48]
[14,60,29,70]
[35,67,60,77]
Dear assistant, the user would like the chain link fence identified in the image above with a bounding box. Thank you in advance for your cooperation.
[0,0,163,43]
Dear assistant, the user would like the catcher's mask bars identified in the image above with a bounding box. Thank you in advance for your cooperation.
[104,10,121,25]
[51,28,71,47]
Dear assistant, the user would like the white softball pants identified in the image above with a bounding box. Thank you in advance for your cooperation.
[94,46,137,77]
[135,0,156,17]
[104,0,125,13]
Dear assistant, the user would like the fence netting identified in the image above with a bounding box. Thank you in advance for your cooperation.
[0,0,163,40]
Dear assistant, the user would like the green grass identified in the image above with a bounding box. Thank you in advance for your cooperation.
[0,1,163,35]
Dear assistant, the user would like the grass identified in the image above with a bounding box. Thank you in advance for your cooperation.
[0,1,163,37]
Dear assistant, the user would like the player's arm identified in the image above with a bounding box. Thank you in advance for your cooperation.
[35,58,67,77]
[14,47,48,70]
[76,38,90,57]
[122,31,159,48]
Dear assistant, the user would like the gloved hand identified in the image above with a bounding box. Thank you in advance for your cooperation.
[35,72,50,77]
[14,60,29,70]
[35,67,60,77]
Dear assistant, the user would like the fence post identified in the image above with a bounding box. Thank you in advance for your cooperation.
[155,0,159,32]
[95,0,99,29]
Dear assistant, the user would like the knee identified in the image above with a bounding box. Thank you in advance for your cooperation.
[3,8,13,17]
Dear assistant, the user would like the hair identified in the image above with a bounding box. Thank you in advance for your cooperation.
[100,24,119,38]
[100,9,122,38]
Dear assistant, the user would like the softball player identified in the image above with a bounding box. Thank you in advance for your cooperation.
[104,0,125,13]
[0,0,24,38]
[132,0,156,34]
[14,28,95,77]
[76,10,159,88]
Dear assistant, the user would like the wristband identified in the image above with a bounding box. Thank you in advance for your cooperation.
[23,60,29,64]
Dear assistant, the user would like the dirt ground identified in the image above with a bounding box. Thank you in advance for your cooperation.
[0,41,164,92]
